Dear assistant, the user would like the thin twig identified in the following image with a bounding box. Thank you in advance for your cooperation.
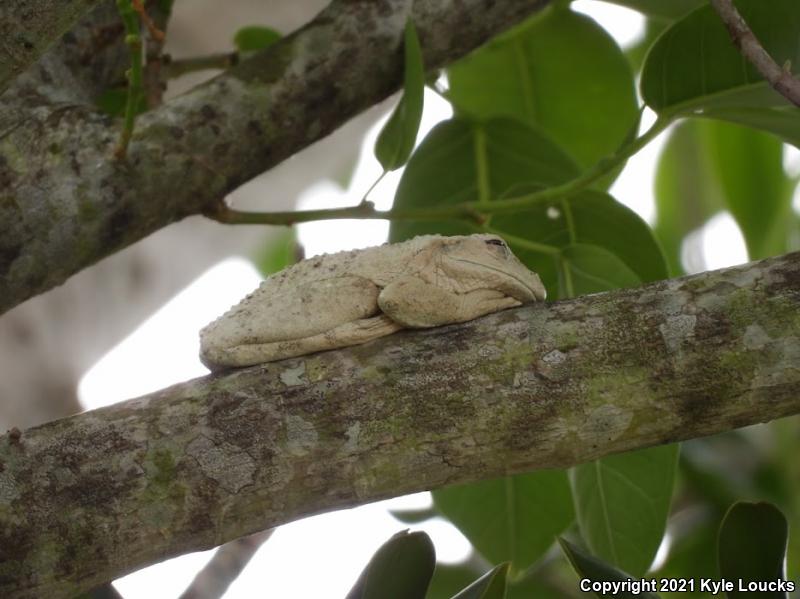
[114,0,144,159]
[178,530,274,599]
[131,0,164,41]
[203,114,673,228]
[710,0,800,107]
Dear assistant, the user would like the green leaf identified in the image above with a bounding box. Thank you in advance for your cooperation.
[570,444,679,577]
[624,19,668,73]
[447,7,637,173]
[559,538,661,599]
[375,19,425,171]
[641,0,800,113]
[718,502,789,599]
[451,563,510,599]
[596,0,705,20]
[559,244,641,296]
[652,120,725,276]
[96,86,147,117]
[425,558,485,599]
[233,26,282,53]
[433,470,574,573]
[494,191,668,299]
[255,228,297,277]
[698,119,792,259]
[653,118,792,269]
[390,506,439,524]
[505,571,572,599]
[705,106,800,149]
[390,117,579,242]
[390,117,668,300]
[345,530,436,599]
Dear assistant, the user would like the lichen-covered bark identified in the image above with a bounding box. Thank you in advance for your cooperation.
[0,0,105,94]
[0,0,551,316]
[1,252,799,598]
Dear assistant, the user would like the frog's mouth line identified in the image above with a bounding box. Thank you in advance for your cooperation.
[450,258,542,300]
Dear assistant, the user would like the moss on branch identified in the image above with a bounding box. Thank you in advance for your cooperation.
[1,251,799,597]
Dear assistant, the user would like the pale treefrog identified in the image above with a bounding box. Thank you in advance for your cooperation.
[200,234,546,370]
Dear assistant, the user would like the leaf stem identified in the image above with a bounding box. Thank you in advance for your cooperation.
[559,254,576,298]
[115,0,144,160]
[476,224,560,256]
[203,200,485,227]
[359,170,388,205]
[203,113,674,226]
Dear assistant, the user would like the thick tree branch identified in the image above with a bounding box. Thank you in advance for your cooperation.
[710,0,800,106]
[2,252,799,598]
[0,0,104,94]
[0,0,551,316]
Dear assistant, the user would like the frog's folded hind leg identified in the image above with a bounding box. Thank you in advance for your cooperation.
[200,275,383,370]
[202,315,403,371]
[378,276,521,328]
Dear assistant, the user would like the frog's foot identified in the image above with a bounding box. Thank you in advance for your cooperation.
[201,315,403,371]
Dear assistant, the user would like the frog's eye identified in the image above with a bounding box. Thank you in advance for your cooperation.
[485,238,506,248]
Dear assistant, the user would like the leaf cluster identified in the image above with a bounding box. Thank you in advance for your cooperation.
[360,0,800,595]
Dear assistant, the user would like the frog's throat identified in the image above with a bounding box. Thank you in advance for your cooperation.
[449,258,540,300]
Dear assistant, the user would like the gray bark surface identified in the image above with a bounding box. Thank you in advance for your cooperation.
[0,0,104,94]
[1,251,799,598]
[0,0,551,316]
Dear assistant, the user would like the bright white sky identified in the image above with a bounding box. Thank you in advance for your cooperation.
[75,1,787,596]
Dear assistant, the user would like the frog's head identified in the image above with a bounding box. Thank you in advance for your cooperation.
[436,234,547,302]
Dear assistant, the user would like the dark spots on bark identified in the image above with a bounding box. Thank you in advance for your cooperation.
[0,524,33,574]
[37,64,53,84]
[213,142,231,158]
[431,322,477,355]
[767,254,800,295]
[208,390,248,421]
[8,427,22,446]
[169,126,184,139]
[0,239,22,279]
[693,312,735,353]
[103,203,137,250]
[200,104,217,120]
[247,120,263,137]
[0,155,12,189]
[207,390,277,453]
[70,151,81,176]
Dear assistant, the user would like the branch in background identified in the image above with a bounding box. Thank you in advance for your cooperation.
[0,0,553,316]
[178,530,274,599]
[710,0,800,107]
[2,251,799,598]
[0,0,104,94]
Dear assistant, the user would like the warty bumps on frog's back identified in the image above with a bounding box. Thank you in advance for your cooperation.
[199,234,546,371]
